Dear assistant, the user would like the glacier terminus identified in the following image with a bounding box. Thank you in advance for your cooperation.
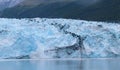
[0,18,120,59]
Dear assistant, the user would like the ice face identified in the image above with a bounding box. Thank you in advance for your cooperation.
[0,18,120,59]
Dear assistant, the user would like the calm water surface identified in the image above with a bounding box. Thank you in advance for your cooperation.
[0,59,120,70]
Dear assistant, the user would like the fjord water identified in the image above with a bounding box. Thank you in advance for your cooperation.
[0,59,120,70]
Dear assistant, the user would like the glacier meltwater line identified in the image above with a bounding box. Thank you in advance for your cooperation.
[0,18,120,59]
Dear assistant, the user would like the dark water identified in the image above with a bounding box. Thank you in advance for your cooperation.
[0,59,120,70]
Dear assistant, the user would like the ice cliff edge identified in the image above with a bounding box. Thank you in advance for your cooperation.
[0,18,120,59]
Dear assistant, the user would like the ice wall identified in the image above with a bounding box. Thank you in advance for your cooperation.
[0,18,120,59]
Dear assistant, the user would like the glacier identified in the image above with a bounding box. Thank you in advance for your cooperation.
[0,18,120,59]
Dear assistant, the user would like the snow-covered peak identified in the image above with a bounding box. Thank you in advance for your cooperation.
[1,0,24,7]
[0,0,24,10]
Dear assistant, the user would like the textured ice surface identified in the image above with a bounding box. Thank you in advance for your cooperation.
[0,18,120,58]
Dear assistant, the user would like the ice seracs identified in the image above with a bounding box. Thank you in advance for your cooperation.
[0,18,120,58]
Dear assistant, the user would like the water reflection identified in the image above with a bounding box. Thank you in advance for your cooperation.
[0,59,120,70]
